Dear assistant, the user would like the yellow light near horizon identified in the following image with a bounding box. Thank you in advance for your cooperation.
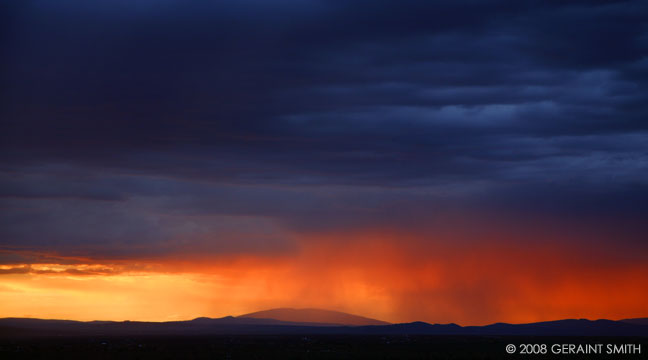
[0,258,395,323]
[1,235,648,325]
[0,272,223,321]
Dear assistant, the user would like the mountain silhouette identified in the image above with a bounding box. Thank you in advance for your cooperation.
[238,308,390,326]
[1,313,647,337]
[620,317,648,325]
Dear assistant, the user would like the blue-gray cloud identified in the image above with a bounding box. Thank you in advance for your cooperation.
[1,0,647,260]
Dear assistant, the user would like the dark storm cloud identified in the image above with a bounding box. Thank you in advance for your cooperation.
[1,0,647,259]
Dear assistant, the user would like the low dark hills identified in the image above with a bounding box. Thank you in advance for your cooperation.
[1,310,647,337]
[621,318,648,326]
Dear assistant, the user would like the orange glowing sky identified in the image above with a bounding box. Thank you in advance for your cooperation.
[2,229,647,325]
[2,0,648,327]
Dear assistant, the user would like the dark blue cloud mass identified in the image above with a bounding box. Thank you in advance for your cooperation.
[1,0,647,260]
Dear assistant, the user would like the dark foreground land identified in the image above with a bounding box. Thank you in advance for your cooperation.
[1,335,646,360]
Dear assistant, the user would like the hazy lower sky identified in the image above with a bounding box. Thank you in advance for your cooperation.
[1,0,647,325]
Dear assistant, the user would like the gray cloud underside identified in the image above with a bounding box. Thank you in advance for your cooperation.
[1,0,647,260]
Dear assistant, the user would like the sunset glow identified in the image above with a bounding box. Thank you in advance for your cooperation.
[2,0,647,329]
[2,230,647,324]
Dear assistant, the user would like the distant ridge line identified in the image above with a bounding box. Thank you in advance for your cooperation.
[1,318,647,337]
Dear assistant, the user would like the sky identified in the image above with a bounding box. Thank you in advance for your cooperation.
[1,0,647,325]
